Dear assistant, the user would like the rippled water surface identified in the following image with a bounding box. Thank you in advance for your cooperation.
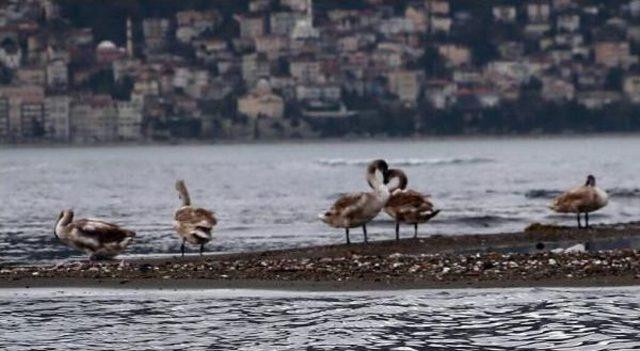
[2,287,640,350]
[1,136,640,264]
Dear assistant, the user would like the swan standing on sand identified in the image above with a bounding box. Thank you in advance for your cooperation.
[549,175,608,228]
[319,159,390,244]
[384,168,440,240]
[174,180,217,256]
[54,209,136,260]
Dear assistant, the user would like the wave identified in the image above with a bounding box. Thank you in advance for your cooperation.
[608,187,640,198]
[524,189,563,199]
[316,157,494,167]
[525,188,640,199]
[448,215,524,225]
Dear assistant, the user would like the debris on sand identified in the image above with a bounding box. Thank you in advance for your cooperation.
[2,249,640,286]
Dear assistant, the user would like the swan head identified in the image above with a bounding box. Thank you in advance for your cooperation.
[57,209,74,222]
[366,159,389,188]
[386,168,408,193]
[585,174,596,187]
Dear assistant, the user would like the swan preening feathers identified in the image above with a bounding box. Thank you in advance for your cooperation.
[173,180,217,256]
[384,169,440,240]
[53,179,217,260]
[54,209,135,260]
[51,163,609,259]
[550,174,609,228]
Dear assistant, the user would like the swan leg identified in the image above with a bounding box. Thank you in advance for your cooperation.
[585,212,589,229]
[200,243,205,256]
[576,213,582,228]
[362,224,368,244]
[345,228,350,245]
[395,222,400,241]
[180,238,186,257]
[414,223,418,238]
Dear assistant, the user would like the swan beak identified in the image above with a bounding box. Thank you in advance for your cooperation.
[383,171,391,184]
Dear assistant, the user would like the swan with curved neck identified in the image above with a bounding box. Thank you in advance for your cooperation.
[550,174,608,228]
[173,180,217,256]
[319,159,390,244]
[383,168,440,240]
[54,209,136,260]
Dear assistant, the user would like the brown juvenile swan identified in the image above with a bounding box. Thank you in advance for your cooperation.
[54,209,136,260]
[319,159,390,244]
[549,174,608,228]
[383,168,440,240]
[173,180,217,256]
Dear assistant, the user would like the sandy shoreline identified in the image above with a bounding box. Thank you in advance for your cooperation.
[3,222,640,291]
[2,275,640,291]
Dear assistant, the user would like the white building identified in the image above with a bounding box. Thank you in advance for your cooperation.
[238,80,285,119]
[117,101,143,140]
[0,40,21,69]
[46,59,68,90]
[44,95,71,141]
[71,95,117,142]
[142,18,171,54]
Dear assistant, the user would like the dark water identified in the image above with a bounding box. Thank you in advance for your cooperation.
[1,287,640,350]
[1,136,639,264]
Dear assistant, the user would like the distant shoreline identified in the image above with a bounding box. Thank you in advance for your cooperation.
[3,222,640,291]
[2,132,640,149]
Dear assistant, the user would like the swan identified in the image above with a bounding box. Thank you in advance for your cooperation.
[319,159,390,244]
[383,168,440,240]
[173,180,217,256]
[54,209,135,260]
[549,174,608,228]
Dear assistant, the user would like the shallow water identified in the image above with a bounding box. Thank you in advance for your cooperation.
[1,136,639,264]
[1,287,640,350]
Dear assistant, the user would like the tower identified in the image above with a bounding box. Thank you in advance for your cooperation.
[126,17,134,58]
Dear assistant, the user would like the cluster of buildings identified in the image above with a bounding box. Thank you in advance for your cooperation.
[2,0,640,143]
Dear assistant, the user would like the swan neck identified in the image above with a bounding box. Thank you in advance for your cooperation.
[387,169,408,193]
[55,212,73,237]
[366,170,383,190]
[375,183,390,202]
[177,183,191,206]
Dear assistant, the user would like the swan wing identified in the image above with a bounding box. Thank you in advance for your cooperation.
[331,192,368,214]
[175,207,217,228]
[70,219,135,248]
[551,186,593,212]
[386,190,433,211]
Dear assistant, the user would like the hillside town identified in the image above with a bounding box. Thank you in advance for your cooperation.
[2,0,640,143]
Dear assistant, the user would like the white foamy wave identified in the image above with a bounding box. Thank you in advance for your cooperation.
[316,157,494,167]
